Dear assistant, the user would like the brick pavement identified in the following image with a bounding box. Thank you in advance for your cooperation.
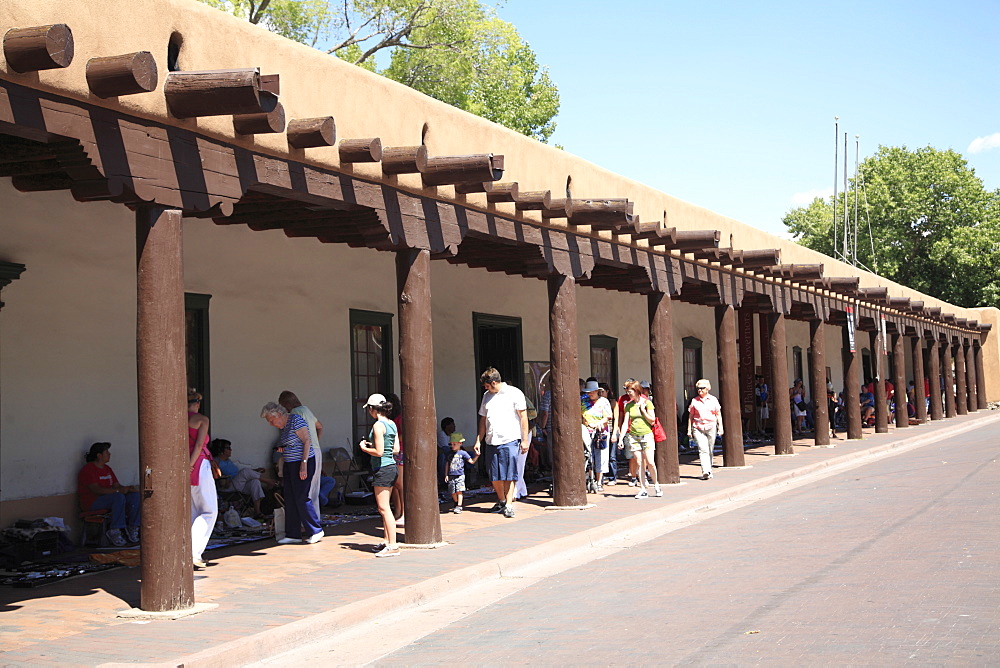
[375,413,1000,665]
[0,411,996,666]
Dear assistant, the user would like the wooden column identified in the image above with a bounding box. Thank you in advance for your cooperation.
[649,292,680,483]
[809,319,830,446]
[549,274,586,506]
[768,313,793,455]
[974,343,987,410]
[927,337,943,420]
[942,341,957,418]
[954,341,968,415]
[965,342,978,412]
[892,333,908,428]
[911,334,928,423]
[842,324,863,439]
[135,206,192,612]
[396,249,443,545]
[715,305,745,466]
[870,330,888,433]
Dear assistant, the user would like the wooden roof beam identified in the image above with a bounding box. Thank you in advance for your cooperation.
[671,229,721,251]
[565,198,632,231]
[627,219,677,245]
[339,137,382,163]
[733,249,781,269]
[859,287,889,303]
[888,297,911,310]
[822,277,860,294]
[381,145,427,175]
[164,69,279,118]
[3,24,74,73]
[86,51,158,98]
[923,306,941,317]
[908,300,924,313]
[514,190,552,211]
[233,103,285,135]
[541,198,568,220]
[485,182,518,203]
[287,117,336,149]
[421,154,503,187]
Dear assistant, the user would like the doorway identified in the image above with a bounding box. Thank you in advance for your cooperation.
[473,313,524,392]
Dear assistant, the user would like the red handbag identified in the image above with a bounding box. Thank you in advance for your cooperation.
[651,417,668,442]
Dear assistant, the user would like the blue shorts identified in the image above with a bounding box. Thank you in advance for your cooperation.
[487,441,520,482]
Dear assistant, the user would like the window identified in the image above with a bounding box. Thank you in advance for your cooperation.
[682,337,703,402]
[350,309,394,445]
[185,293,211,418]
[589,335,618,391]
[792,346,804,386]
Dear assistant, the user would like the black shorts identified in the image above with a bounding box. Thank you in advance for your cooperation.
[372,463,398,488]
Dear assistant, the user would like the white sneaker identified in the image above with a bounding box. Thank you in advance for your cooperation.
[702,471,713,480]
[654,487,663,497]
[452,506,463,514]
[276,536,300,545]
[304,531,324,544]
[634,490,649,499]
[374,545,400,558]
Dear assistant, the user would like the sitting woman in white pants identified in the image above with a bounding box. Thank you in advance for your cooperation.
[687,379,724,480]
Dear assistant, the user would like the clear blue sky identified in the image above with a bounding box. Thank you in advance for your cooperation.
[496,0,1000,237]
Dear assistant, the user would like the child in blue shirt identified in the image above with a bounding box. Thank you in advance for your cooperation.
[445,433,479,513]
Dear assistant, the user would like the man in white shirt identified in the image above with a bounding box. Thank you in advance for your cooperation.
[473,367,531,518]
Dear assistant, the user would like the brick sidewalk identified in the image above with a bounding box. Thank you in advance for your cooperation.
[1,411,996,666]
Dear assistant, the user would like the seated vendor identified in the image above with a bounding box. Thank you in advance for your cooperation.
[210,438,279,517]
[78,442,140,547]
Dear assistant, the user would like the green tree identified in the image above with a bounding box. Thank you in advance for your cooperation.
[784,146,1000,309]
[198,0,560,142]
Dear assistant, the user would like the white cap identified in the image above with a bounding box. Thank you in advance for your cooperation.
[364,393,387,407]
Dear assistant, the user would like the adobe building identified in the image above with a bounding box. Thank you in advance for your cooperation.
[1,0,996,610]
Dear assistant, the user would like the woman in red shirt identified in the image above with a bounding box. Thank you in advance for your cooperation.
[687,379,724,480]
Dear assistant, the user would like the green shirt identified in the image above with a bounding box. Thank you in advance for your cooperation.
[626,399,655,437]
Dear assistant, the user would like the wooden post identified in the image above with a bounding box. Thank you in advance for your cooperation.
[842,323,863,440]
[892,333,908,428]
[649,292,679,483]
[870,330,888,433]
[396,249,443,545]
[927,337,943,420]
[965,341,978,412]
[911,334,928,423]
[768,313,793,455]
[135,206,193,612]
[715,305,745,466]
[549,274,586,506]
[810,319,830,446]
[974,342,987,410]
[954,340,968,415]
[943,341,957,418]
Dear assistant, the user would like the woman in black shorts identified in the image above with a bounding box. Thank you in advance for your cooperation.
[358,393,400,557]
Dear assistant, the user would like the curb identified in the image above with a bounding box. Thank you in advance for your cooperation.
[154,411,1000,668]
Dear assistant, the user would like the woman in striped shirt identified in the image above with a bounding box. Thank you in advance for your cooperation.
[261,402,323,545]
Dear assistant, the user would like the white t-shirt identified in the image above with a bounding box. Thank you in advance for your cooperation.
[291,405,321,460]
[479,383,527,445]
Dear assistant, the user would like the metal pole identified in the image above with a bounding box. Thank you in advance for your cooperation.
[853,135,860,266]
[911,334,928,423]
[809,319,830,446]
[716,305,745,466]
[843,133,850,263]
[548,274,586,506]
[927,337,943,420]
[965,341,978,412]
[396,248,442,545]
[768,313,793,455]
[943,340,957,418]
[649,292,680,484]
[135,206,193,612]
[954,340,968,415]
[892,332,908,428]
[842,322,863,439]
[833,117,839,256]
[870,330,888,433]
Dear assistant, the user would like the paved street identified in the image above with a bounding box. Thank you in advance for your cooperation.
[372,421,1000,665]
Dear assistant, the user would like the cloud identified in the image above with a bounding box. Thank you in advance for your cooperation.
[789,188,832,207]
[967,133,1000,154]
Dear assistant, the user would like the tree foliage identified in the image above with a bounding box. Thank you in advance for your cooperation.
[198,0,559,142]
[783,146,1000,309]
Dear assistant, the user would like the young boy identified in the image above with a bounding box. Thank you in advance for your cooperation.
[445,433,480,513]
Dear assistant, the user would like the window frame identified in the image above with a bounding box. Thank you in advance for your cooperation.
[185,292,211,419]
[349,309,394,444]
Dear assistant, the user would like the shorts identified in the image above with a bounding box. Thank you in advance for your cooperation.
[372,463,398,488]
[447,474,466,494]
[621,433,634,459]
[487,441,520,482]
[630,432,655,452]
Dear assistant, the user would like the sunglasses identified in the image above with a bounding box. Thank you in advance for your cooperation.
[696,386,709,390]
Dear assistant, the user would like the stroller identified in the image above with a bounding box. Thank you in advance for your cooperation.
[550,429,600,497]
